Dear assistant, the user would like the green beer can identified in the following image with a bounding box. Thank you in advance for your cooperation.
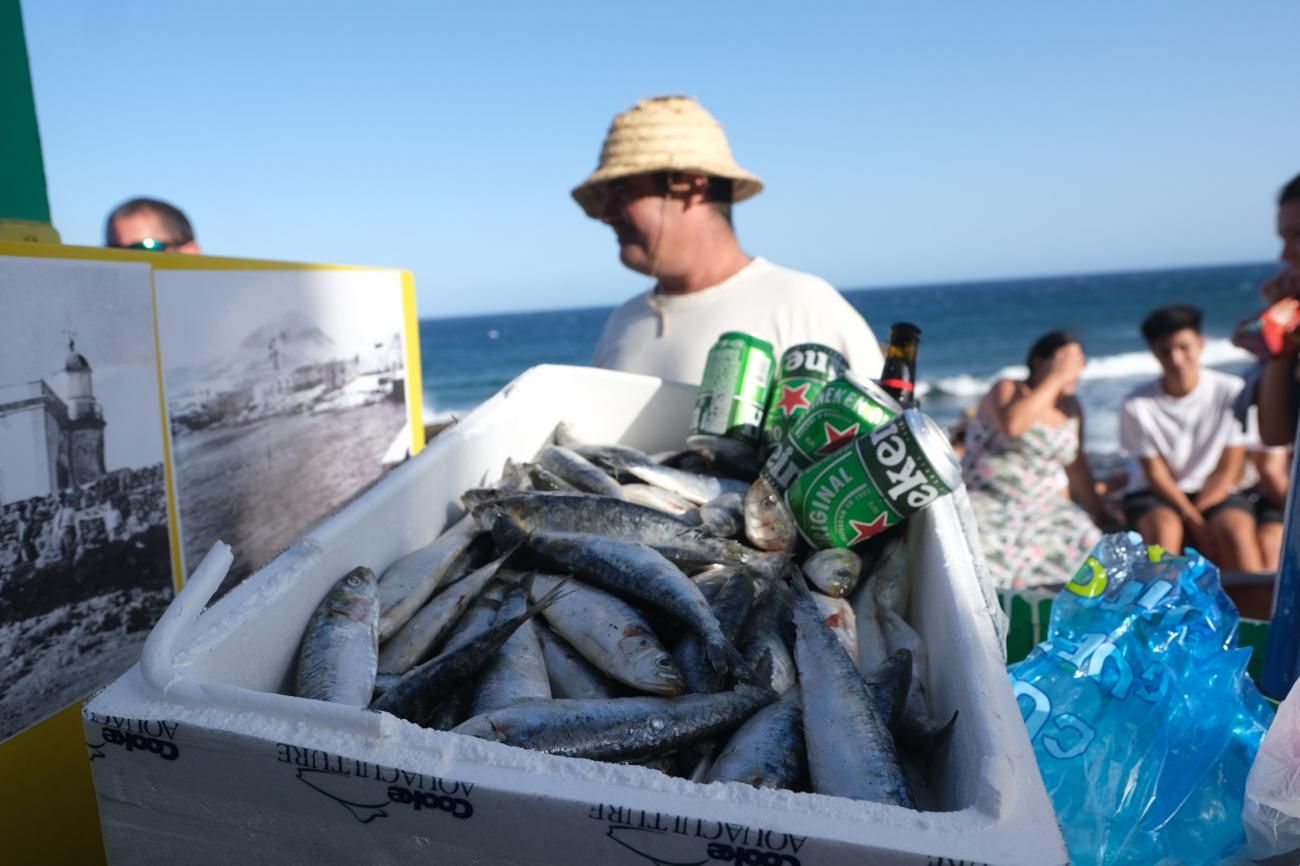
[760,373,902,495]
[785,409,961,549]
[687,331,776,460]
[760,343,850,457]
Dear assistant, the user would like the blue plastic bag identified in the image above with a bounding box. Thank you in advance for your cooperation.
[1009,532,1275,866]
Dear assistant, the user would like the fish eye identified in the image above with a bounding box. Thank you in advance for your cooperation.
[346,575,362,587]
[654,656,675,670]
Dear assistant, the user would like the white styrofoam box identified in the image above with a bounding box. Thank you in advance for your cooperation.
[84,364,1066,866]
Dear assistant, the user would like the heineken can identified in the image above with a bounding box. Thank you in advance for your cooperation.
[760,373,902,495]
[760,343,850,457]
[785,409,961,549]
[687,331,776,460]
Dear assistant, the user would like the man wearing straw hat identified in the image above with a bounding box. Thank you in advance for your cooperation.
[574,96,885,383]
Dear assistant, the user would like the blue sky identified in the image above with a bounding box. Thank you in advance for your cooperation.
[22,1,1300,318]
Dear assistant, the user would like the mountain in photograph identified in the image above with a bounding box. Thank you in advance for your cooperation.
[166,309,404,434]
[168,310,340,397]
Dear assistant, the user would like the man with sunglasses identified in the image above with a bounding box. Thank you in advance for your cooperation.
[104,197,201,254]
[573,96,884,383]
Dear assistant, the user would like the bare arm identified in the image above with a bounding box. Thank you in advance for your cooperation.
[1193,446,1247,511]
[991,378,1061,439]
[990,343,1085,439]
[1063,404,1112,523]
[1253,449,1291,507]
[1259,344,1300,447]
[1139,455,1204,528]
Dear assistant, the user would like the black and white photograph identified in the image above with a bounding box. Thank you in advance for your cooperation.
[155,269,414,592]
[0,256,173,744]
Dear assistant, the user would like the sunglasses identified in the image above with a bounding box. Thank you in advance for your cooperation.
[604,173,734,208]
[116,237,179,251]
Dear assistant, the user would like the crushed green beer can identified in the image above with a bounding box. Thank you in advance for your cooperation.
[687,332,776,462]
[785,409,962,549]
[760,343,850,457]
[760,373,902,495]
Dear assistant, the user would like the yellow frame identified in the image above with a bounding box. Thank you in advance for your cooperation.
[0,240,425,865]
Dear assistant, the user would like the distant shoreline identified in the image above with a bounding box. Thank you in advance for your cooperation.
[416,259,1277,323]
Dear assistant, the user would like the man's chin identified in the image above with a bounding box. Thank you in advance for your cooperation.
[618,248,654,275]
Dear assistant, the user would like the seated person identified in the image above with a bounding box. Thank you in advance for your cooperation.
[1119,304,1260,571]
[962,331,1113,590]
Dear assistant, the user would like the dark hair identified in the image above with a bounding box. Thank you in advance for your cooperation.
[1026,330,1081,368]
[1281,173,1300,206]
[1140,304,1202,344]
[105,198,195,246]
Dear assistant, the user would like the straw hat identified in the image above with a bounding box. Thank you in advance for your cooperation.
[571,96,765,219]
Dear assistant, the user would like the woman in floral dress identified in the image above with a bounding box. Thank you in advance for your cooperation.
[962,331,1116,589]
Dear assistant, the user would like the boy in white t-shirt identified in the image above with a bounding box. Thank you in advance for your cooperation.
[1119,304,1262,571]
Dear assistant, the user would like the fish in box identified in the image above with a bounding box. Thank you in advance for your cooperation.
[84,365,1065,866]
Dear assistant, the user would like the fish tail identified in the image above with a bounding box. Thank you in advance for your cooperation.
[789,566,813,595]
[898,708,959,759]
[523,576,570,618]
[766,574,796,609]
[705,635,749,676]
[746,646,776,690]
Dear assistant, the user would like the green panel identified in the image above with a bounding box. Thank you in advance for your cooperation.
[0,0,51,223]
[1000,588,1274,684]
[1005,595,1037,664]
[1239,620,1271,684]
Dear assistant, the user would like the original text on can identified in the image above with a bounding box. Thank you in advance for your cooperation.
[785,409,960,548]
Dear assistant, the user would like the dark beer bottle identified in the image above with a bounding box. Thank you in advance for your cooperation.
[878,322,921,408]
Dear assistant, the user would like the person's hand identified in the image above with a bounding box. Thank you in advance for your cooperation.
[1180,505,1206,531]
[1261,268,1300,305]
[1042,343,1086,388]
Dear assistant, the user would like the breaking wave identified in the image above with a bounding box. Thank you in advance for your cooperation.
[917,338,1253,399]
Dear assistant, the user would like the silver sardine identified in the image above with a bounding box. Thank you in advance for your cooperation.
[452,685,775,762]
[371,580,564,726]
[295,567,379,706]
[804,548,863,598]
[470,587,552,715]
[477,493,787,582]
[673,569,754,694]
[792,569,914,807]
[536,445,626,499]
[572,443,748,505]
[528,573,683,696]
[492,519,744,676]
[377,514,481,640]
[536,622,620,700]
[706,690,805,790]
[377,552,509,675]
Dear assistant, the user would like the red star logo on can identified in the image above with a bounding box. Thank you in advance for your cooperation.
[776,384,812,416]
[818,420,860,454]
[847,512,891,545]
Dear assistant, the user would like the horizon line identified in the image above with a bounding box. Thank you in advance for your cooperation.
[418,256,1277,323]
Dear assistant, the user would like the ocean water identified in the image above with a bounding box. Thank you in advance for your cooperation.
[419,262,1279,455]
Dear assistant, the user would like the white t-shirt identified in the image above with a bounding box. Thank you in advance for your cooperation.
[591,257,885,384]
[1119,368,1248,493]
